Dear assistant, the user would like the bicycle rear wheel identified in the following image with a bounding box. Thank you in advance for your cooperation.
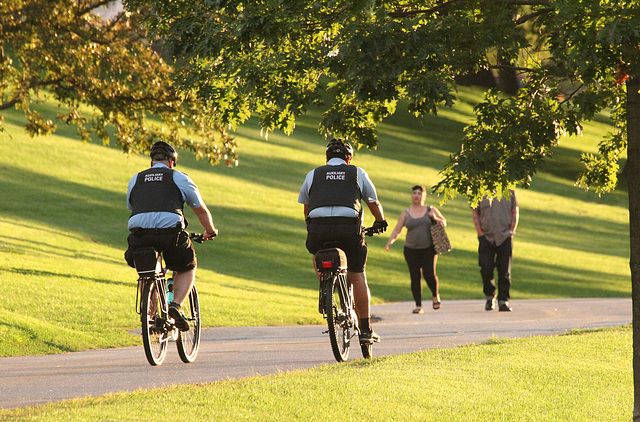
[177,284,201,363]
[141,281,168,366]
[325,274,350,362]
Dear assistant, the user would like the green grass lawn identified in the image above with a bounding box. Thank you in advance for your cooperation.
[0,86,630,357]
[0,326,631,421]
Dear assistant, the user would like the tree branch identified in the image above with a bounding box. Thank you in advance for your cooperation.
[488,64,535,72]
[515,7,554,25]
[76,0,113,17]
[0,98,19,111]
[387,0,552,19]
[387,0,467,18]
[559,83,585,105]
[495,0,551,5]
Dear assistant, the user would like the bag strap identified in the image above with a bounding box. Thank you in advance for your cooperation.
[427,205,437,224]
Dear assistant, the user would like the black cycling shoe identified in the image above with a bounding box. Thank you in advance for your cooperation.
[359,329,381,345]
[168,302,190,331]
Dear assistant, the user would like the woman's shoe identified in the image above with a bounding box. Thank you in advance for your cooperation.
[412,307,424,314]
[432,296,441,310]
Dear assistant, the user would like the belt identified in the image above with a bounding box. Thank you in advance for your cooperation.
[130,226,181,236]
[307,217,359,225]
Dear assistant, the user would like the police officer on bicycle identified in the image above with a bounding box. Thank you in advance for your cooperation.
[298,138,387,344]
[125,141,218,331]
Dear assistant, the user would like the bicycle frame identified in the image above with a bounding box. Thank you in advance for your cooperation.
[132,232,207,366]
[314,225,384,361]
[135,252,169,320]
[317,247,365,361]
[136,252,184,345]
[322,271,353,320]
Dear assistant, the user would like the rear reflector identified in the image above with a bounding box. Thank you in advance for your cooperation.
[321,261,333,268]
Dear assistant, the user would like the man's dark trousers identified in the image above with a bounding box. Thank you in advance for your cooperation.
[478,235,512,302]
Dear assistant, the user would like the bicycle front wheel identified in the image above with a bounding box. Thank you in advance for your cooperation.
[141,281,168,366]
[325,274,350,362]
[177,284,201,363]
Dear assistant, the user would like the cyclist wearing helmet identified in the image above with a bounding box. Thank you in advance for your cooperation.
[125,141,218,331]
[298,138,388,345]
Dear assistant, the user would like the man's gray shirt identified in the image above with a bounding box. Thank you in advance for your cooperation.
[474,190,518,246]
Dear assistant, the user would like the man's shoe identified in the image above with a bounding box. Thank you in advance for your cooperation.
[359,329,381,345]
[485,297,496,311]
[498,300,512,312]
[168,302,190,331]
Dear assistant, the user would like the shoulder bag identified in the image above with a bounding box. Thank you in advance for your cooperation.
[428,207,452,254]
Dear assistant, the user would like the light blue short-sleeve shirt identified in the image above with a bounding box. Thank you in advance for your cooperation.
[297,158,378,218]
[127,163,205,230]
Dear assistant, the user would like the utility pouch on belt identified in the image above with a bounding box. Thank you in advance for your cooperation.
[133,247,160,276]
[315,248,348,272]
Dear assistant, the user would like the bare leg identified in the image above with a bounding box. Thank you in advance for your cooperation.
[348,271,370,318]
[312,255,321,281]
[172,267,196,305]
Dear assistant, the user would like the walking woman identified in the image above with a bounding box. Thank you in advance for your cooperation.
[385,185,447,313]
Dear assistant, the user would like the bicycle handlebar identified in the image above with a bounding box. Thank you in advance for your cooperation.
[189,232,215,244]
[364,225,386,237]
[364,220,388,236]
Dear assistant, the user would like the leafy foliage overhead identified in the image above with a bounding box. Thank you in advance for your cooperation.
[0,0,236,165]
[126,0,638,202]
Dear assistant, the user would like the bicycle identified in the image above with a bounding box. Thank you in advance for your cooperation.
[133,232,209,366]
[316,225,385,362]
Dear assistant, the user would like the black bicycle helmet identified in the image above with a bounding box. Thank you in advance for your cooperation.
[325,138,353,161]
[150,141,178,165]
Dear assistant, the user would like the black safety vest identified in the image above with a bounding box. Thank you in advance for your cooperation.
[308,164,361,213]
[129,167,184,218]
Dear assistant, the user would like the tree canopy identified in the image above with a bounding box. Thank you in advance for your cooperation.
[125,0,635,201]
[0,0,237,165]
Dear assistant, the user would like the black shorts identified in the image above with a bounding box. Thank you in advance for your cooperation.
[305,218,367,273]
[125,229,196,272]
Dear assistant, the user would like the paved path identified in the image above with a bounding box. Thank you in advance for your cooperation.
[0,298,631,409]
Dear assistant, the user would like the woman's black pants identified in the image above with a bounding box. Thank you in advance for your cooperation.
[403,246,439,307]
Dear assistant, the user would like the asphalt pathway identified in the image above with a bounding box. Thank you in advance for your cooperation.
[0,298,631,409]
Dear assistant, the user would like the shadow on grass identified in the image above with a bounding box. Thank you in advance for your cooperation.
[1,267,130,288]
[513,255,629,297]
[197,148,316,195]
[518,207,628,259]
[0,231,125,266]
[366,229,629,303]
[0,319,76,354]
[0,164,130,250]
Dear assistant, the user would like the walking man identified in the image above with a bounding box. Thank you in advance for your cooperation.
[471,190,519,312]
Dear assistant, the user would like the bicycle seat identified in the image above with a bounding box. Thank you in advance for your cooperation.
[315,248,347,272]
[133,247,161,276]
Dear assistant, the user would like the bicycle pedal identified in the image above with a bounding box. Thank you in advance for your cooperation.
[153,318,165,331]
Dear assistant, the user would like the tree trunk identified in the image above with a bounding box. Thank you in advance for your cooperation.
[497,54,519,96]
[628,76,640,422]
